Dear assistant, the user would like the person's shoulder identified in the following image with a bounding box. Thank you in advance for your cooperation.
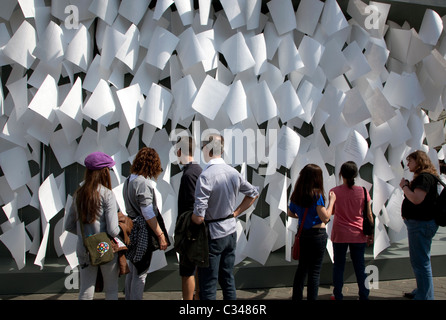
[417,172,437,183]
[99,185,115,198]
[187,163,203,175]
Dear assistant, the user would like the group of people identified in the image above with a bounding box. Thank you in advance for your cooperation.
[287,150,441,301]
[65,137,441,301]
[64,133,259,300]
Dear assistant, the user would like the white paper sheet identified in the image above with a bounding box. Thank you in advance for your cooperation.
[219,0,246,29]
[243,214,278,265]
[139,83,172,129]
[192,75,229,120]
[220,32,256,75]
[320,0,349,36]
[152,0,173,20]
[267,0,296,35]
[39,174,64,223]
[0,222,27,270]
[298,36,324,77]
[177,27,207,71]
[33,21,64,64]
[34,222,50,269]
[342,86,371,127]
[277,33,304,76]
[418,9,443,46]
[3,20,37,69]
[145,26,179,70]
[115,24,140,71]
[28,74,58,122]
[247,81,278,125]
[295,0,323,36]
[342,130,369,167]
[0,147,31,191]
[373,214,391,259]
[118,0,150,25]
[235,220,248,265]
[424,120,445,149]
[82,79,116,126]
[116,83,143,130]
[343,41,371,82]
[245,33,267,75]
[222,80,248,125]
[50,130,78,168]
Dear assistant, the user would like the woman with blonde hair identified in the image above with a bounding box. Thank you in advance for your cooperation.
[123,147,168,300]
[65,152,120,300]
[400,150,439,300]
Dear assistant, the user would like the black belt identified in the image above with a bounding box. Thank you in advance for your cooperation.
[205,214,234,223]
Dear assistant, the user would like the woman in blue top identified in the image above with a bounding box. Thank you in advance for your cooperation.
[287,164,336,300]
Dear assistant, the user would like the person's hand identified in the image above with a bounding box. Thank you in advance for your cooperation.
[329,191,336,203]
[400,178,409,189]
[366,234,374,247]
[158,233,168,251]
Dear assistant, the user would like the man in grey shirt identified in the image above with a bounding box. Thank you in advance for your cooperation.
[192,134,259,300]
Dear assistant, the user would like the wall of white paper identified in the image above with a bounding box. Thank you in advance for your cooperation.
[0,0,445,279]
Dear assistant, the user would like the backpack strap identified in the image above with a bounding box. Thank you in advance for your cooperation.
[431,173,446,188]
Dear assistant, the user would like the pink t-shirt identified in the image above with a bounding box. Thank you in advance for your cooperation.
[330,185,371,243]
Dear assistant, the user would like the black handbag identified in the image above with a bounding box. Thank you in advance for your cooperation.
[362,187,374,235]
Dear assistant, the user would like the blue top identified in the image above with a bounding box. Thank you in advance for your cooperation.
[289,195,325,230]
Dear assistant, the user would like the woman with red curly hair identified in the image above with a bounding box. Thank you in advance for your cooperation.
[123,147,168,300]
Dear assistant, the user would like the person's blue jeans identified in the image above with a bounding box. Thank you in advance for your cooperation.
[332,242,369,300]
[292,228,327,300]
[404,219,438,300]
[198,232,237,300]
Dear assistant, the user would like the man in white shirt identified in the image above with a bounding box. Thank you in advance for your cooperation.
[192,134,259,300]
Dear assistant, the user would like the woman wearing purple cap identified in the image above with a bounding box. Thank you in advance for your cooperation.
[65,151,120,300]
[123,147,168,300]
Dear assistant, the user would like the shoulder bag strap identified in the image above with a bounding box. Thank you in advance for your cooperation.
[363,187,367,216]
[297,208,309,237]
[430,173,446,188]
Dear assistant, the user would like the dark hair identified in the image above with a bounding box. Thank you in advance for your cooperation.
[75,167,112,224]
[202,134,224,157]
[176,136,195,157]
[340,161,358,188]
[130,147,163,178]
[290,164,325,207]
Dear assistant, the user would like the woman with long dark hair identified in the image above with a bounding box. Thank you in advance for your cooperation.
[400,150,439,300]
[330,161,373,300]
[123,147,168,300]
[65,151,120,300]
[287,164,336,300]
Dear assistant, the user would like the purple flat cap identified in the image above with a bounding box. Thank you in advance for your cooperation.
[84,152,115,170]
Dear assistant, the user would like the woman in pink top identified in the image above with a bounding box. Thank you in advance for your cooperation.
[330,161,374,300]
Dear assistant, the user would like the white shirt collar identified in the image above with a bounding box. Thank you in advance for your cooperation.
[204,157,226,170]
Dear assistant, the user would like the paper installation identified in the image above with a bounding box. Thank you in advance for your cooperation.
[0,0,445,272]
